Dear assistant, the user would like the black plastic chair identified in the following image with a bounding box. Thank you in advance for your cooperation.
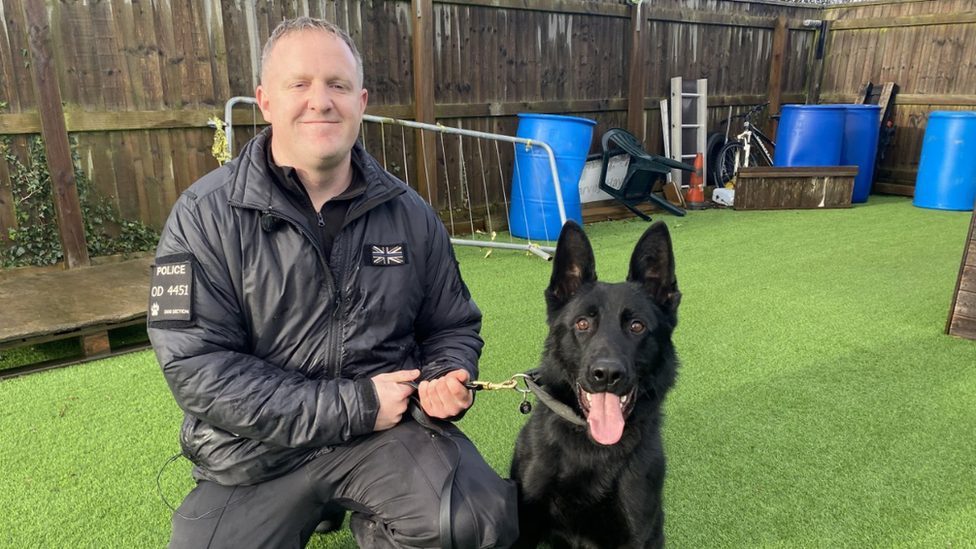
[598,128,694,221]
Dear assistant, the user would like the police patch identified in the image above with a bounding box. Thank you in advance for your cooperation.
[364,243,408,266]
[148,253,194,328]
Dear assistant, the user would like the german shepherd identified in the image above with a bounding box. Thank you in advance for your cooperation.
[510,220,680,549]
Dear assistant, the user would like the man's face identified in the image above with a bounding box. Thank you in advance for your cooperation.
[256,30,368,172]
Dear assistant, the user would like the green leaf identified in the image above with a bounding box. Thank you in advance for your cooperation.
[0,133,158,267]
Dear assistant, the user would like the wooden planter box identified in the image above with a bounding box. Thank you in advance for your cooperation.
[733,166,858,211]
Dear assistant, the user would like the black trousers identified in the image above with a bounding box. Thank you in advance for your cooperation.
[168,420,519,549]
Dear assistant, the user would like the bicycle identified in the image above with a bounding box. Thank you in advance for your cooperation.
[713,103,776,188]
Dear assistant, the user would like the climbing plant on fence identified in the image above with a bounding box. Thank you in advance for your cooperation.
[0,135,158,269]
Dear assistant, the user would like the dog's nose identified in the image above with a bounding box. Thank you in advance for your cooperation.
[589,360,626,391]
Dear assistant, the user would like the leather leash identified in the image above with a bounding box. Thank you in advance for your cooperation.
[515,370,588,427]
[399,369,587,548]
[400,383,470,549]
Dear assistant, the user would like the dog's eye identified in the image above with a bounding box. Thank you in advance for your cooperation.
[575,318,590,331]
[630,320,645,333]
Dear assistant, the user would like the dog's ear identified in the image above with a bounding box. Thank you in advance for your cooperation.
[546,220,597,310]
[628,221,681,322]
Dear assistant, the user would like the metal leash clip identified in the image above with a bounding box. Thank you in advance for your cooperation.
[464,374,536,414]
[464,378,519,391]
[411,373,539,415]
[509,373,536,414]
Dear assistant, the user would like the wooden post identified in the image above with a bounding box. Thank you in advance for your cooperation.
[412,0,439,208]
[627,1,649,142]
[767,16,788,141]
[23,1,90,269]
[946,208,976,340]
[806,21,830,106]
[81,332,112,358]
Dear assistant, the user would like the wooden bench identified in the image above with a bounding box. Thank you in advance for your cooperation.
[0,257,154,369]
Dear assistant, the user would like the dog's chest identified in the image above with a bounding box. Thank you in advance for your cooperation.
[546,484,633,546]
[531,441,631,497]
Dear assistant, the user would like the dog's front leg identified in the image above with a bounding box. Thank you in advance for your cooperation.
[619,459,666,549]
[511,496,550,549]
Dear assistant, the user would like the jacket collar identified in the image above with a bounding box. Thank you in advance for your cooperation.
[228,127,405,216]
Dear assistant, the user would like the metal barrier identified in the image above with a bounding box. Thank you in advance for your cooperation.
[219,98,565,259]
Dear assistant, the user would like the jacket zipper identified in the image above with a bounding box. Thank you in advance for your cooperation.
[261,209,336,298]
[327,238,344,381]
[308,208,342,379]
[236,179,405,381]
[326,187,405,378]
[263,208,344,380]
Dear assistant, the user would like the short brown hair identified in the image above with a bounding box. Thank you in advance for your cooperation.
[260,17,364,87]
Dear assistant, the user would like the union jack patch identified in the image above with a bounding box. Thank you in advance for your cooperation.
[365,243,408,266]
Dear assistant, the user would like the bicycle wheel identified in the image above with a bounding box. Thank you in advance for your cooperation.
[715,141,766,188]
[705,132,728,187]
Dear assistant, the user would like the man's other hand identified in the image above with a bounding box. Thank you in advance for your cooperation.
[371,369,420,431]
[419,369,474,419]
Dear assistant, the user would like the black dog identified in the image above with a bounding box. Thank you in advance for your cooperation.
[510,220,681,549]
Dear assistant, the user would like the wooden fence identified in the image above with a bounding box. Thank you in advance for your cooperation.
[2,0,972,257]
[0,0,820,251]
[818,0,976,195]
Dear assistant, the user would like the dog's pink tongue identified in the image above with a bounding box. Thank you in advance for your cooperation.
[587,392,624,445]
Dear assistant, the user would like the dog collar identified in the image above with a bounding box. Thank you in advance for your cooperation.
[520,371,588,427]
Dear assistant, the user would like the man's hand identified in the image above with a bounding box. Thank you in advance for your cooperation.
[372,369,420,431]
[419,369,474,419]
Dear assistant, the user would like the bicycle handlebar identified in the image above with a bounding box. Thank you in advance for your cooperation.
[718,102,771,125]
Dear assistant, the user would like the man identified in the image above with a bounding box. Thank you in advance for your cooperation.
[148,17,518,549]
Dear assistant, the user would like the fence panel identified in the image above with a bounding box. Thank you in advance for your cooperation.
[820,0,976,194]
[0,0,851,254]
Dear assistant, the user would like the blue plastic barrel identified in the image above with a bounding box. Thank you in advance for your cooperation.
[774,105,846,167]
[841,105,882,203]
[509,114,596,241]
[914,111,976,211]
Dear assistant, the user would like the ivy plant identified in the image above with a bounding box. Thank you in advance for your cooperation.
[0,134,159,269]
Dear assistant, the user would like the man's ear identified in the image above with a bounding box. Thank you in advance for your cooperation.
[545,220,597,312]
[359,87,369,115]
[256,85,272,121]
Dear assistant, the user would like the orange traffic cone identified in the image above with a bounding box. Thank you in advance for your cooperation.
[685,153,705,210]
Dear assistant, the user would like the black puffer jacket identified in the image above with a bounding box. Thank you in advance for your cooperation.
[148,129,482,486]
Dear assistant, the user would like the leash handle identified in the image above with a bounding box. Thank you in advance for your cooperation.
[402,391,465,549]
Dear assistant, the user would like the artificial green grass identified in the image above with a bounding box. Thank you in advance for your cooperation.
[1,196,974,548]
[0,339,81,371]
[0,324,151,372]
